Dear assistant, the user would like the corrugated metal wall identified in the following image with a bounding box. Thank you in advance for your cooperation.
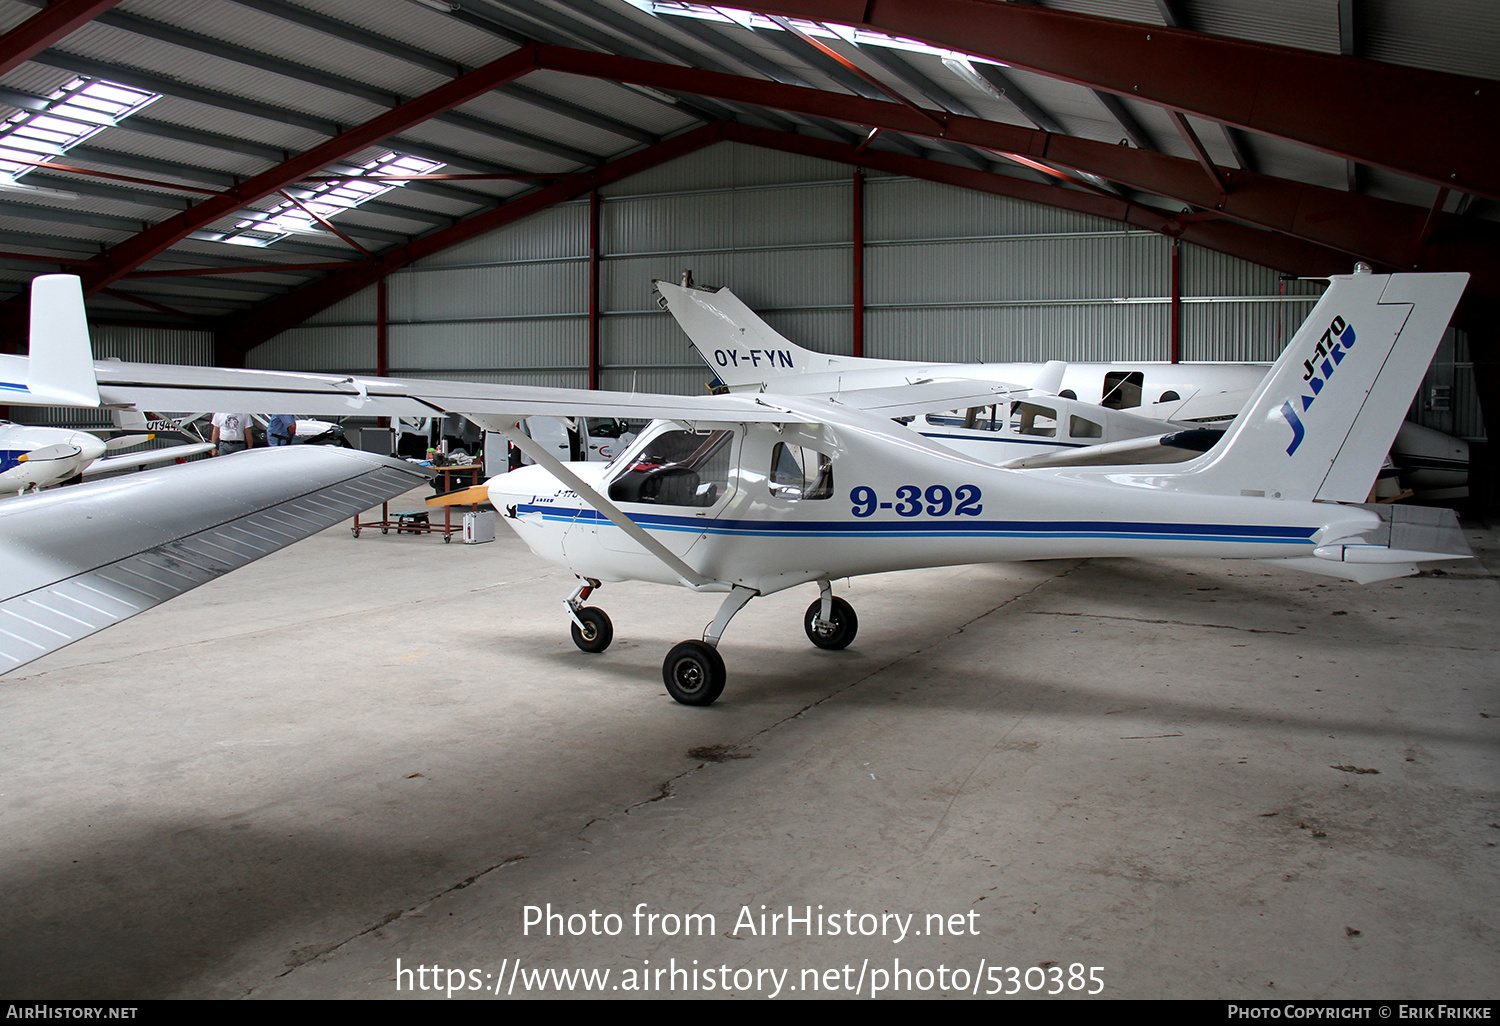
[238,140,1482,439]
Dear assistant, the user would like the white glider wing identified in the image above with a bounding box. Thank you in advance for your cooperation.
[0,447,430,675]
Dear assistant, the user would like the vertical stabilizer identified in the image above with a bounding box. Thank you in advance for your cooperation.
[1167,270,1467,502]
[27,275,99,408]
[655,278,926,388]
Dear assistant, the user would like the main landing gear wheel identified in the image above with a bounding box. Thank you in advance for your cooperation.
[570,607,613,653]
[662,640,726,706]
[804,597,858,650]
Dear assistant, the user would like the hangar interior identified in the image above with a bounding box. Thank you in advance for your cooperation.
[0,0,1495,1001]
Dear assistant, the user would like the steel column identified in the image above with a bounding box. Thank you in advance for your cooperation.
[589,189,600,391]
[852,168,864,359]
[376,276,388,379]
[1170,238,1181,364]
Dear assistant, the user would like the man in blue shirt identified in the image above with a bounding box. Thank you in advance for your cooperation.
[267,414,297,446]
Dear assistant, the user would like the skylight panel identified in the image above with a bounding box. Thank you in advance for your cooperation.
[622,2,1012,65]
[201,151,445,249]
[0,78,159,187]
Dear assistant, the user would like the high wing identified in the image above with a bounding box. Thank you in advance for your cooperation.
[0,447,430,676]
[84,361,1028,431]
[13,274,1078,434]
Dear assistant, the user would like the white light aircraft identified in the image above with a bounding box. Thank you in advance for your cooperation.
[0,420,213,496]
[0,272,1473,708]
[655,276,1469,494]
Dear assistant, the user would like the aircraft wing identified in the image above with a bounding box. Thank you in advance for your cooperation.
[90,362,1027,428]
[92,359,790,427]
[1001,429,1225,469]
[795,377,1027,415]
[0,447,430,677]
[82,441,217,476]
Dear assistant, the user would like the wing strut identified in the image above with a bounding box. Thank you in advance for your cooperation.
[501,425,712,590]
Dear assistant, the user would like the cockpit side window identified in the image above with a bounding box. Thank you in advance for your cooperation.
[769,442,833,500]
[607,429,731,507]
[1009,401,1058,437]
[1069,415,1103,439]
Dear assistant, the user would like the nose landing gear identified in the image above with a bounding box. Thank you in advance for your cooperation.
[565,578,613,653]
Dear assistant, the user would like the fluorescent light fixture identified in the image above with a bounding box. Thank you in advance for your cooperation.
[0,175,79,200]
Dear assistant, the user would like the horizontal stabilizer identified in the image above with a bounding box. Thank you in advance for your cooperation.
[0,448,431,676]
[1259,504,1471,582]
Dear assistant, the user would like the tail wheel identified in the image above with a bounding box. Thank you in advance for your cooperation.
[804,597,858,650]
[570,607,613,653]
[662,640,726,706]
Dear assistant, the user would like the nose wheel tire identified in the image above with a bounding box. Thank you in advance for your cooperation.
[570,607,614,653]
[804,597,858,650]
[662,640,726,706]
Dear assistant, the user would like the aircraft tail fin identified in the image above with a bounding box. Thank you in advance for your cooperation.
[1031,360,1067,394]
[655,278,906,388]
[27,275,99,408]
[1165,270,1467,502]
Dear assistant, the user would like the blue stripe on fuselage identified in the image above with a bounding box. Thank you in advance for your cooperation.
[515,503,1317,546]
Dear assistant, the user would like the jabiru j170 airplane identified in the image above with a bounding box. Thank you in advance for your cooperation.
[0,271,1473,706]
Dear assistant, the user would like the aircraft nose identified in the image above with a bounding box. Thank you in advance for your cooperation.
[76,433,107,461]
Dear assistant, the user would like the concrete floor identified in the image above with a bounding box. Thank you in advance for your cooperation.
[1,488,1496,1000]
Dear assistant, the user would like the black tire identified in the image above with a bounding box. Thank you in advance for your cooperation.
[804,597,858,650]
[570,607,613,653]
[662,640,726,706]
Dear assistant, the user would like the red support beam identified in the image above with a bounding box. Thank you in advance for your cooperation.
[100,288,208,325]
[852,168,864,359]
[1169,238,1181,364]
[77,44,543,296]
[276,188,374,259]
[0,0,121,81]
[216,124,726,363]
[737,1,1500,201]
[588,189,601,391]
[533,46,1500,297]
[376,276,388,378]
[1168,111,1229,205]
